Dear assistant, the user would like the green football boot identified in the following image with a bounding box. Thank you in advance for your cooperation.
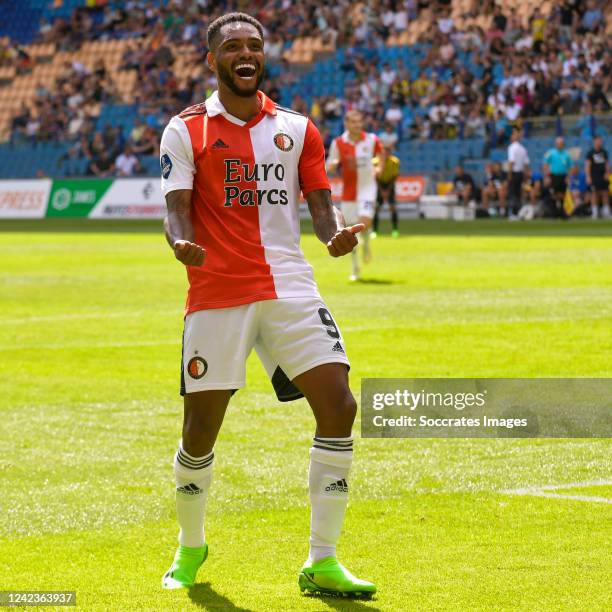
[298,556,376,598]
[162,544,208,590]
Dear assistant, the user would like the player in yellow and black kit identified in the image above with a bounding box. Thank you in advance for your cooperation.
[372,145,401,238]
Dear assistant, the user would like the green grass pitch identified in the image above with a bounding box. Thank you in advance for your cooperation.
[1,218,611,611]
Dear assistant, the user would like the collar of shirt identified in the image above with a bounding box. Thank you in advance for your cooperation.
[341,130,366,143]
[205,90,277,121]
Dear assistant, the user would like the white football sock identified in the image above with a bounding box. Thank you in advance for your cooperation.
[351,248,360,277]
[308,437,353,563]
[174,443,214,548]
[362,228,371,259]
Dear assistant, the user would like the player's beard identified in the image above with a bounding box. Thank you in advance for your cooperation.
[217,62,264,97]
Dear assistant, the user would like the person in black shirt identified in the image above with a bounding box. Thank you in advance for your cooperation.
[452,165,477,206]
[492,4,507,32]
[585,136,610,218]
[482,162,508,215]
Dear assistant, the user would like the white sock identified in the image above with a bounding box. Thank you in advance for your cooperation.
[174,443,214,548]
[308,436,353,563]
[351,248,360,277]
[362,228,370,256]
[603,205,611,218]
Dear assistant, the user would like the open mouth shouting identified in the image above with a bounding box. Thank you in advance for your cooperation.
[234,62,258,80]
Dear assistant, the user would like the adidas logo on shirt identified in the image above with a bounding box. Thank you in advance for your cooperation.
[212,138,229,149]
[176,483,203,496]
[332,341,344,353]
[325,478,349,493]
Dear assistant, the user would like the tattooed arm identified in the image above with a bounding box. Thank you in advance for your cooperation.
[164,189,206,266]
[306,188,364,257]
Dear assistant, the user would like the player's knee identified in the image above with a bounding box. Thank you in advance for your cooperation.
[336,392,357,425]
[182,411,216,454]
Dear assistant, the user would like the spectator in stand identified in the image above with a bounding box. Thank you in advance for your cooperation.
[378,123,399,149]
[384,101,403,126]
[87,149,114,177]
[482,161,509,215]
[129,117,146,147]
[451,164,477,207]
[585,135,611,218]
[543,137,574,218]
[529,8,546,53]
[131,125,159,157]
[9,104,31,145]
[115,144,142,177]
[581,0,604,33]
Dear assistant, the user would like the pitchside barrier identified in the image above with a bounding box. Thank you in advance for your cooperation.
[0,176,460,220]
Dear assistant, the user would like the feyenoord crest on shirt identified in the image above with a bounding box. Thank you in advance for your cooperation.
[273,132,294,152]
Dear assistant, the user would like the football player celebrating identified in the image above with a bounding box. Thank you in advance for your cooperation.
[159,12,376,599]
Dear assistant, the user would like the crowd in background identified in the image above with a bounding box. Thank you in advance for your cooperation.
[4,0,611,177]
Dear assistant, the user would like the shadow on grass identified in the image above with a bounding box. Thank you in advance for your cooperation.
[302,593,382,611]
[188,582,255,611]
[355,278,396,285]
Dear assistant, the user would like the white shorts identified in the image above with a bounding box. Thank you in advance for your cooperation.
[341,201,375,225]
[181,297,350,399]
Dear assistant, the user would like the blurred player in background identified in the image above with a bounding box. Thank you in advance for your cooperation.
[159,12,375,598]
[372,144,400,238]
[327,110,384,281]
[585,136,610,219]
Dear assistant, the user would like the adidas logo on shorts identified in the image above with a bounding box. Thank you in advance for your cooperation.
[176,483,203,496]
[332,341,345,353]
[325,478,349,493]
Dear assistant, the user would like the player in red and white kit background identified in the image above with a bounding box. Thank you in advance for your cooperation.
[327,110,385,281]
[159,12,376,598]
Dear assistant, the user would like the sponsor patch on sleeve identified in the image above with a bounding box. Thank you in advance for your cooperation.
[160,153,173,179]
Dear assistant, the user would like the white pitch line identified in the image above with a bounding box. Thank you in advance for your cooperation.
[537,479,612,490]
[503,490,612,504]
[502,480,612,504]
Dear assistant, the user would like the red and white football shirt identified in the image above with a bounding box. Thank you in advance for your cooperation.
[160,91,330,314]
[327,131,382,203]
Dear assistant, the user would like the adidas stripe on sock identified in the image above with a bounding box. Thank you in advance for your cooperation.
[313,436,354,452]
[176,446,214,470]
[174,443,214,548]
[308,437,353,563]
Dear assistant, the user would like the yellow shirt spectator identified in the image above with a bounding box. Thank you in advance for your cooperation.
[531,16,545,41]
[412,75,431,99]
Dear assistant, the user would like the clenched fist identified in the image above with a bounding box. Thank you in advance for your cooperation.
[327,224,365,257]
[174,240,206,266]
